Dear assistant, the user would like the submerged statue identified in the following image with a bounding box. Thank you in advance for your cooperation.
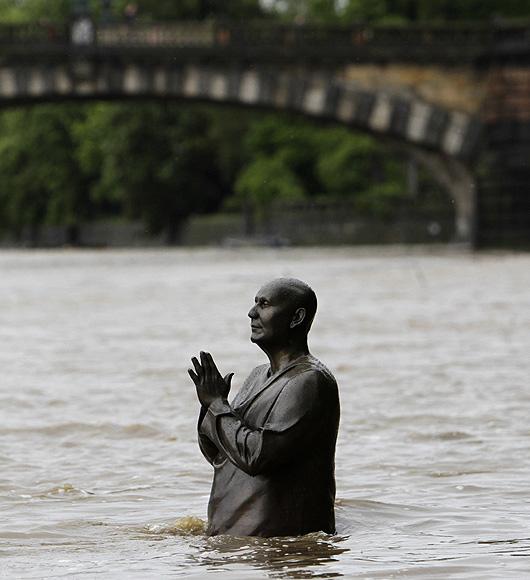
[188,278,340,537]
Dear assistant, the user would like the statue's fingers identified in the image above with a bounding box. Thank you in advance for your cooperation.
[191,357,202,378]
[200,351,211,382]
[206,352,221,377]
[188,368,199,384]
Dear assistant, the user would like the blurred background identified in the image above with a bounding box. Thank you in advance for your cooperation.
[0,0,528,248]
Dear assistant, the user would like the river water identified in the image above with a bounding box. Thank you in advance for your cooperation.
[1,247,529,579]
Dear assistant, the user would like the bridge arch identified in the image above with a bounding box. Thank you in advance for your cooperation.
[0,61,481,241]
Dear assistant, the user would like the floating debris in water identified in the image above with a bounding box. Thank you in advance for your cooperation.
[43,484,95,497]
[146,516,206,536]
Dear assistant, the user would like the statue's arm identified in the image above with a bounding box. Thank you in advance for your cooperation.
[197,405,221,465]
[189,351,235,465]
[195,365,258,466]
[199,371,327,476]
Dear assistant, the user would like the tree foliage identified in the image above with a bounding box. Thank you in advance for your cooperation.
[0,105,89,240]
[75,103,228,242]
[132,0,264,20]
[230,115,408,216]
[2,0,528,23]
[264,0,530,22]
[0,0,71,22]
[316,129,406,210]
[235,156,305,211]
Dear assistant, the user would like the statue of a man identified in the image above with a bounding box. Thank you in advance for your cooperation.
[189,278,340,537]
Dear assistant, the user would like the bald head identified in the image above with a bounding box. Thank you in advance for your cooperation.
[259,278,317,334]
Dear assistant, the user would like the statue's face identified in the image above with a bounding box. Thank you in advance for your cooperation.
[248,282,296,346]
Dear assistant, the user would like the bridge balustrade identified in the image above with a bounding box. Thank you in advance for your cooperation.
[0,20,527,62]
[96,22,215,47]
[0,22,68,45]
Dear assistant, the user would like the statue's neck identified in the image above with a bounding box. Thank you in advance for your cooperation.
[263,341,310,376]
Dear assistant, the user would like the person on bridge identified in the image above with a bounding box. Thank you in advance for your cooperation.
[188,278,340,537]
[124,2,138,23]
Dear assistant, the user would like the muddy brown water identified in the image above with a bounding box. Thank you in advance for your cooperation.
[1,247,529,578]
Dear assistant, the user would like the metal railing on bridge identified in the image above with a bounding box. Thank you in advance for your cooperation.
[0,20,528,63]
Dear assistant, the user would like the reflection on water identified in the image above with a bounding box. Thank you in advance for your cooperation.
[1,248,530,578]
[193,533,349,579]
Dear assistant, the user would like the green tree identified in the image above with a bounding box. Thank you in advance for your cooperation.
[207,107,256,195]
[107,0,263,20]
[227,114,410,218]
[237,115,321,195]
[0,105,89,243]
[0,0,262,23]
[76,103,226,243]
[408,0,530,21]
[340,0,400,23]
[234,155,305,211]
[264,0,530,22]
[0,0,71,22]
[315,128,407,214]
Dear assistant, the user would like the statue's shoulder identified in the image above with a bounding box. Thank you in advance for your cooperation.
[294,355,337,387]
[249,363,269,377]
[232,363,269,406]
[242,363,269,387]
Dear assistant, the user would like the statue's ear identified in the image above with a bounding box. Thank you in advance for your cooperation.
[290,307,306,329]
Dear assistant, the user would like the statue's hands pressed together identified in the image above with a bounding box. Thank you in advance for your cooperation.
[188,351,234,408]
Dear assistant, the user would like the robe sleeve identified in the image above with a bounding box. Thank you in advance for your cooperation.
[196,366,266,466]
[199,370,326,476]
[197,405,222,465]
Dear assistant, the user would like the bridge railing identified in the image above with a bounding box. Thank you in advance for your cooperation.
[0,20,528,61]
[0,22,68,45]
[96,22,215,47]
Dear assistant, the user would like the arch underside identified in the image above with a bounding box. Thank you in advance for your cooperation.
[0,62,480,242]
[0,62,482,157]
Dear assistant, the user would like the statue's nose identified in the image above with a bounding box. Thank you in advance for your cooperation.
[248,305,257,319]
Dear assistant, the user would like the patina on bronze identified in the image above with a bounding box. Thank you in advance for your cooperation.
[188,278,340,537]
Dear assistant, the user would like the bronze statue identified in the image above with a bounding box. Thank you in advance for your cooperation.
[189,278,340,537]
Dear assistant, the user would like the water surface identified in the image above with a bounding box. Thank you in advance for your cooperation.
[1,247,529,578]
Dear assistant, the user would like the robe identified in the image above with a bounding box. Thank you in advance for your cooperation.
[198,354,340,537]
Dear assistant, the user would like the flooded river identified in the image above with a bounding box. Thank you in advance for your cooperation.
[1,247,529,578]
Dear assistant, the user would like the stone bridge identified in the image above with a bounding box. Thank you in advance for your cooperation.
[0,20,528,247]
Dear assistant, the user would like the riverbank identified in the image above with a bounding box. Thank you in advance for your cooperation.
[0,207,455,248]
